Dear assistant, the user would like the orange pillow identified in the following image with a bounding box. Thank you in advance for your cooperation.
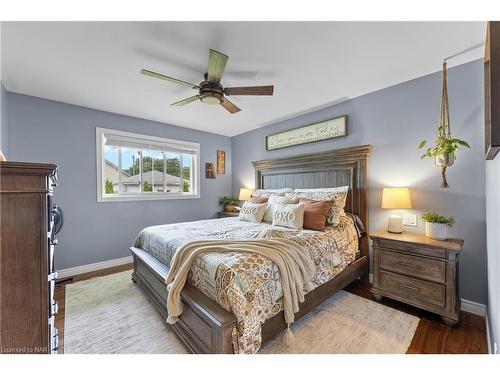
[299,198,334,231]
[249,196,269,204]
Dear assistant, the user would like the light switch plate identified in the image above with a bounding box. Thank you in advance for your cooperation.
[403,214,417,226]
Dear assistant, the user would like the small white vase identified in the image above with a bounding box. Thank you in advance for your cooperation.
[425,222,448,240]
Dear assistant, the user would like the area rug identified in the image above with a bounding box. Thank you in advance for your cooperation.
[64,270,419,354]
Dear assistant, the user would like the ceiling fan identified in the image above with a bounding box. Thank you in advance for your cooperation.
[141,49,274,114]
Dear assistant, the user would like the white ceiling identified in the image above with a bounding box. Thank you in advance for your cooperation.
[1,21,486,136]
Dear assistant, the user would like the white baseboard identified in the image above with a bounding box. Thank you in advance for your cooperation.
[368,273,486,317]
[57,256,133,279]
[460,298,486,317]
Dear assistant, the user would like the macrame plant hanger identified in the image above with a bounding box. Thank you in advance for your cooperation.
[435,61,454,188]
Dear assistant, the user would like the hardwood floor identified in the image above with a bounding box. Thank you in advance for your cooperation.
[55,267,488,354]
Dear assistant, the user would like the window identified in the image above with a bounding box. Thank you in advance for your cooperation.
[96,127,200,202]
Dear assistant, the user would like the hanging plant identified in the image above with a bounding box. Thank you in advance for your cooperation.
[418,62,470,188]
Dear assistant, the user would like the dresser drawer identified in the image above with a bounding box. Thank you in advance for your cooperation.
[378,249,446,283]
[379,270,446,307]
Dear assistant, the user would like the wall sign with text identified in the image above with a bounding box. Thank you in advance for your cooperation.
[266,115,348,151]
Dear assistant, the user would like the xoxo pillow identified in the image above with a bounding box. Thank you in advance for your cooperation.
[238,202,268,223]
[272,203,305,230]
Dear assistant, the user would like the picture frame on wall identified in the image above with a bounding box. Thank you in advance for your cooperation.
[265,115,348,151]
[205,162,216,179]
[217,150,225,174]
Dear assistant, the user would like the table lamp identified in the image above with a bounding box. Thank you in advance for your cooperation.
[381,187,412,233]
[237,188,255,210]
[239,188,254,201]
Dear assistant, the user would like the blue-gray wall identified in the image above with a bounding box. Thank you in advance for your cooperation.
[0,83,7,157]
[232,60,486,304]
[486,156,500,352]
[6,93,232,270]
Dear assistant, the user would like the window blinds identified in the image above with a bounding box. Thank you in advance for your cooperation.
[103,133,199,155]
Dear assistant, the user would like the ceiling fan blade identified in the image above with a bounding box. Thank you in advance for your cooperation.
[220,97,241,114]
[207,49,228,84]
[141,69,199,89]
[171,95,200,106]
[224,85,274,96]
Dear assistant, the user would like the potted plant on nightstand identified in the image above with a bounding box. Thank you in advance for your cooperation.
[422,211,455,240]
[218,196,239,212]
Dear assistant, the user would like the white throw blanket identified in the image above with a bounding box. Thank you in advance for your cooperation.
[165,239,315,329]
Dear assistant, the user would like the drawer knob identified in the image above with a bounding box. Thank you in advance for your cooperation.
[405,246,412,251]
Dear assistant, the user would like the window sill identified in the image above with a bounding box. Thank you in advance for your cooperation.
[97,193,200,203]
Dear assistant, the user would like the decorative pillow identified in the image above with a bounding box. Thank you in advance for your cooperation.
[238,202,268,223]
[286,186,348,226]
[272,202,305,230]
[249,196,269,204]
[252,188,294,197]
[263,195,299,223]
[299,198,334,231]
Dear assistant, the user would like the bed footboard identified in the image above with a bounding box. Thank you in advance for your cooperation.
[130,247,237,354]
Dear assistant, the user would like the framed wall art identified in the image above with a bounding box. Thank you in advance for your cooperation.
[217,150,226,174]
[205,163,216,179]
[266,115,348,151]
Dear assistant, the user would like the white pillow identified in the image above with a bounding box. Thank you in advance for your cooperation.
[286,186,349,226]
[272,202,305,230]
[252,188,294,197]
[263,195,299,223]
[238,202,268,223]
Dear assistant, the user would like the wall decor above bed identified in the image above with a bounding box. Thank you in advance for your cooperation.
[265,115,348,151]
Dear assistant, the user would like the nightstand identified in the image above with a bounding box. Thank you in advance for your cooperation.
[369,230,463,325]
[217,211,240,218]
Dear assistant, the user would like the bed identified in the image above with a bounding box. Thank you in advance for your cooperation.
[130,144,371,354]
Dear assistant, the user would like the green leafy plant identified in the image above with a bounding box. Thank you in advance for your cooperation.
[418,125,470,188]
[422,211,455,227]
[418,126,470,160]
[104,178,114,194]
[218,196,239,207]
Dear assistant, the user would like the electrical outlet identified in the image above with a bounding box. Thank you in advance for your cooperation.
[494,342,498,354]
[403,214,417,226]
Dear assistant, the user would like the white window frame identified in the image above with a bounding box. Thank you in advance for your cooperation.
[96,127,200,202]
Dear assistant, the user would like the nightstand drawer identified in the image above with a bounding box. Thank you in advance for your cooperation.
[379,270,446,307]
[378,249,446,283]
[377,238,447,259]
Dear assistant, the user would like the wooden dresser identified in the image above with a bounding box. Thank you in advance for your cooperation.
[369,231,463,325]
[0,161,60,354]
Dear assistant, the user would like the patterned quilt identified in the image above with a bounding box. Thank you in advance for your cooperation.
[133,215,358,353]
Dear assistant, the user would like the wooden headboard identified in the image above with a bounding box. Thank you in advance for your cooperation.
[252,144,371,256]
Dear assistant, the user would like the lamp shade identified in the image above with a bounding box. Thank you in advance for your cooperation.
[239,188,254,201]
[381,188,412,209]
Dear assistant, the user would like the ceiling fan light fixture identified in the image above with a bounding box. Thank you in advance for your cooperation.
[201,95,222,105]
[141,48,274,114]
